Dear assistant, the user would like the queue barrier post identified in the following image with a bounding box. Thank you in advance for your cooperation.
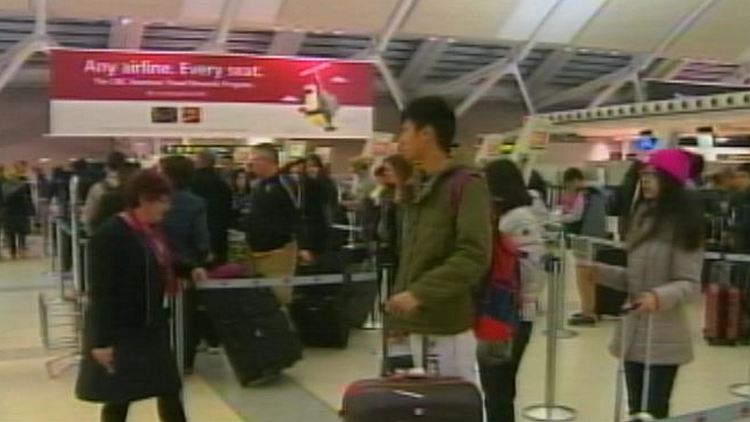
[523,255,577,422]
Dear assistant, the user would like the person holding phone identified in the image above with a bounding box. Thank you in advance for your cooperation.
[588,149,704,419]
[76,170,207,422]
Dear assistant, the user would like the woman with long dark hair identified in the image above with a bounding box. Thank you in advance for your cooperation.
[231,169,253,229]
[374,154,413,268]
[76,170,207,422]
[481,159,546,422]
[301,154,338,259]
[592,149,703,419]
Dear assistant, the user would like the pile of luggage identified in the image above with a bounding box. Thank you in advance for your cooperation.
[202,239,378,386]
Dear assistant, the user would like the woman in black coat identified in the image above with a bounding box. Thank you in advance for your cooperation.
[302,154,339,259]
[76,170,206,422]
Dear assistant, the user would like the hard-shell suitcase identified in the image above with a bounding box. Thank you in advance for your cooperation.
[340,273,482,422]
[203,288,302,385]
[704,283,725,342]
[341,376,483,422]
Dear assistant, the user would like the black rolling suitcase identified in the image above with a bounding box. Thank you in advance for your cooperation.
[202,287,302,386]
[290,284,350,348]
[594,246,628,317]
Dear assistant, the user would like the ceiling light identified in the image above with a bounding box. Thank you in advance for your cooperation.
[119,17,132,25]
[446,38,456,43]
[609,50,620,56]
[428,36,439,41]
[578,48,590,53]
[333,30,344,35]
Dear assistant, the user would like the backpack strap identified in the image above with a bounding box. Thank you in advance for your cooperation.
[447,167,481,214]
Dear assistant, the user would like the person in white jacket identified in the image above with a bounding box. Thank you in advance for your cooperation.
[480,159,546,422]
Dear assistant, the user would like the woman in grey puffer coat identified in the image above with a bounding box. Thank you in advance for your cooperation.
[593,149,704,420]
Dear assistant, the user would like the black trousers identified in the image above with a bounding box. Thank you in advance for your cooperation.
[4,217,28,257]
[101,394,186,422]
[624,362,679,419]
[479,321,534,422]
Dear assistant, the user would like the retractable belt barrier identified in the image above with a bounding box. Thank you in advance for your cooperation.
[196,271,378,290]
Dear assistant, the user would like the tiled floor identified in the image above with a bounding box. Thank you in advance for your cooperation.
[0,249,748,421]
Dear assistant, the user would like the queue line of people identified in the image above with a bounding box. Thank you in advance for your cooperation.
[70,96,707,422]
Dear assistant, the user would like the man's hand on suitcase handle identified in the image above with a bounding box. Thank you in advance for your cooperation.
[386,291,421,316]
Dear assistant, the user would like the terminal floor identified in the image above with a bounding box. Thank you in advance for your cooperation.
[0,252,748,421]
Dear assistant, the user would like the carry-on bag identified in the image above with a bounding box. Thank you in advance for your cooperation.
[340,334,483,422]
[703,260,746,345]
[202,287,302,386]
[290,284,351,348]
[340,264,482,422]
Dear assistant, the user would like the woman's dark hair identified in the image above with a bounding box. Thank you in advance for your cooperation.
[124,170,172,209]
[615,160,645,236]
[636,170,704,251]
[281,158,305,175]
[528,170,548,200]
[160,155,194,189]
[305,154,329,178]
[232,169,251,194]
[383,154,413,185]
[563,167,584,184]
[484,159,532,213]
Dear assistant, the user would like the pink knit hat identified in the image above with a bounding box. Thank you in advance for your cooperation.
[645,149,691,185]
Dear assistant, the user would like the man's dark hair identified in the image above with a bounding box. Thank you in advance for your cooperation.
[563,167,585,183]
[252,143,280,165]
[160,155,195,189]
[197,150,217,168]
[737,163,750,176]
[106,151,127,172]
[401,96,456,153]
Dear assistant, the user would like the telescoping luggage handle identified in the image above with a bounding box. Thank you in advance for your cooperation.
[614,303,655,422]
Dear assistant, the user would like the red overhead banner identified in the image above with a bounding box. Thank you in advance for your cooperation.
[49,49,375,138]
[51,49,374,105]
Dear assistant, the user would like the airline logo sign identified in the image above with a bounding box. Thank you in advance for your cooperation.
[50,49,374,138]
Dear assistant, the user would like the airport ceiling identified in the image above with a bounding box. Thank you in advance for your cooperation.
[1,0,750,111]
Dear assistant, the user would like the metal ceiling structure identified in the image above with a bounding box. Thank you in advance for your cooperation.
[0,0,748,114]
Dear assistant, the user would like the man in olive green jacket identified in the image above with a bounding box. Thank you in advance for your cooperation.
[386,96,492,381]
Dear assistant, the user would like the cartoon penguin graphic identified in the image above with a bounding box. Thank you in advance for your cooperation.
[298,77,339,132]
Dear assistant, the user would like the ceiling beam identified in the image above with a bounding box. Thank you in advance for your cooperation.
[535,58,639,110]
[373,0,418,55]
[200,0,242,51]
[399,39,448,90]
[108,18,145,49]
[359,0,420,109]
[526,49,574,92]
[589,0,721,107]
[455,0,567,116]
[267,30,305,56]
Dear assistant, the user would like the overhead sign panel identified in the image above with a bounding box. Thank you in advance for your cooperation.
[50,49,374,138]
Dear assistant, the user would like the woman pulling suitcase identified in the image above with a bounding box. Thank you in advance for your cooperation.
[585,149,704,419]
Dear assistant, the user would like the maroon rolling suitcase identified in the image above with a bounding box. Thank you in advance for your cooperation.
[340,320,482,421]
[704,283,725,343]
[725,285,743,342]
[341,375,483,422]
